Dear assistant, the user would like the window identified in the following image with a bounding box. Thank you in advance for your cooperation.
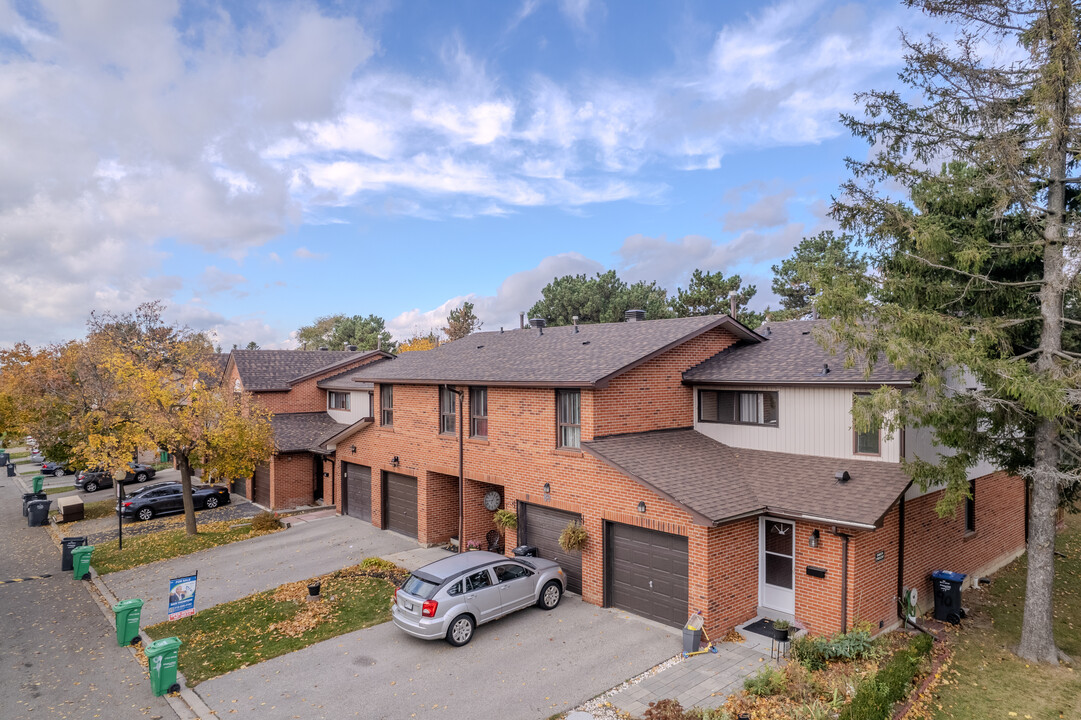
[465,570,491,591]
[853,393,880,455]
[493,564,532,582]
[380,385,393,426]
[470,387,488,438]
[328,391,350,410]
[698,390,778,426]
[557,389,581,448]
[440,386,457,434]
[965,479,976,533]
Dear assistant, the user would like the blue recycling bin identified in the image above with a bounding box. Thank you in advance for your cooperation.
[931,570,966,624]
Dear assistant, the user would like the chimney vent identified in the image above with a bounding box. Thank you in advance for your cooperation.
[728,291,737,319]
[835,470,851,484]
[318,346,329,351]
[572,315,579,333]
[346,344,357,352]
[530,318,546,335]
[819,363,830,376]
[624,309,646,322]
[519,311,526,329]
[377,337,382,351]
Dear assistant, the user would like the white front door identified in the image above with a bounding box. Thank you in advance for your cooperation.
[759,517,795,615]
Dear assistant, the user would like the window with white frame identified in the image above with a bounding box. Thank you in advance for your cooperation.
[328,391,350,411]
[698,389,778,426]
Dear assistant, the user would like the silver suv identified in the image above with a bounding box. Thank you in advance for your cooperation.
[391,551,565,646]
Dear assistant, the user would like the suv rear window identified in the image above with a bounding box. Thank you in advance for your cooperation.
[401,574,439,600]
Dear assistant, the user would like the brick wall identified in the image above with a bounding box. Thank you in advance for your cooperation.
[270,453,315,509]
[851,470,1026,632]
[593,327,738,437]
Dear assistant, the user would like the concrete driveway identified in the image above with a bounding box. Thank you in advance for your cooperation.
[101,515,418,625]
[197,595,680,720]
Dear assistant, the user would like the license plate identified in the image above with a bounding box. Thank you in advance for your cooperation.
[404,602,413,611]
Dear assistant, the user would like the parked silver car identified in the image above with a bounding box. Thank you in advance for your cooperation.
[391,550,565,646]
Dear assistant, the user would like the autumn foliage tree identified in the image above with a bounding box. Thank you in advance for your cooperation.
[443,301,483,341]
[398,331,442,353]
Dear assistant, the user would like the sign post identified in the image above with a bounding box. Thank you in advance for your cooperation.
[168,573,198,621]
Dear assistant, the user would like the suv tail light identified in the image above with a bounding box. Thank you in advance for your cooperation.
[422,599,438,618]
[393,588,398,604]
[123,502,132,508]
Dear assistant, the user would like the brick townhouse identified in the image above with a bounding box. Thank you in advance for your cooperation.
[222,347,390,509]
[323,313,1026,639]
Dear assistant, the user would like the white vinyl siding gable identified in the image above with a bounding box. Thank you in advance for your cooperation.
[694,385,901,463]
[326,390,371,424]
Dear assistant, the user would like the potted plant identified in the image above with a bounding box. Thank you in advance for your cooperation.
[772,619,791,642]
[558,521,588,552]
[465,539,482,551]
[493,508,517,532]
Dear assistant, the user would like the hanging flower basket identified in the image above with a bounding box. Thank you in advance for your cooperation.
[493,509,518,532]
[558,521,588,552]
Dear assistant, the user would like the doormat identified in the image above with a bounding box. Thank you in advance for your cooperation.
[742,618,779,639]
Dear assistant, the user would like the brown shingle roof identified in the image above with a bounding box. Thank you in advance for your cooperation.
[683,319,916,386]
[347,315,762,388]
[583,428,910,528]
[232,349,386,392]
[317,364,376,391]
[270,412,349,453]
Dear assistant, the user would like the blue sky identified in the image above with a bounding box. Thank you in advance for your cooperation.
[0,0,926,348]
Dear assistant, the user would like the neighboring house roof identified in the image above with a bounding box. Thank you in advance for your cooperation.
[683,319,916,387]
[231,349,389,392]
[583,428,911,529]
[346,315,763,388]
[270,412,350,454]
[317,364,376,392]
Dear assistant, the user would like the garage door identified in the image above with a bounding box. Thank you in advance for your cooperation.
[606,523,689,628]
[519,503,583,594]
[252,463,271,508]
[383,472,417,538]
[342,462,371,522]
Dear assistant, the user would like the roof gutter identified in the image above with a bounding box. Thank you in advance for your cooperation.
[683,380,914,389]
[798,514,878,531]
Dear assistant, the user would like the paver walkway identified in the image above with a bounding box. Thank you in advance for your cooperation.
[0,473,174,719]
[100,514,418,625]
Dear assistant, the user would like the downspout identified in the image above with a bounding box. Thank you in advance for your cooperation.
[896,491,907,625]
[832,527,851,632]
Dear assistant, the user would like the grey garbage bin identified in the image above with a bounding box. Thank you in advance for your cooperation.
[512,545,538,557]
[22,491,46,517]
[61,536,88,571]
[683,614,704,653]
[27,499,51,527]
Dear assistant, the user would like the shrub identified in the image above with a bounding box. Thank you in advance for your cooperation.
[359,557,398,572]
[558,521,588,552]
[251,510,283,532]
[743,665,787,697]
[790,628,877,671]
[643,699,689,720]
[838,635,932,720]
[688,708,731,720]
[493,508,517,531]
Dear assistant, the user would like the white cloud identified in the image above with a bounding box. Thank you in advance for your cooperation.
[293,246,327,260]
[201,266,248,295]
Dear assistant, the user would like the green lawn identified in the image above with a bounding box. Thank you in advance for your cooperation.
[145,562,398,685]
[45,485,76,495]
[89,520,284,575]
[933,512,1081,720]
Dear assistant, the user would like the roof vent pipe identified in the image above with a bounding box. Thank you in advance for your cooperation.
[624,309,645,322]
[520,312,526,330]
[377,337,382,352]
[530,317,546,335]
[728,291,737,319]
[820,363,830,375]
[835,470,851,484]
[318,346,329,351]
[572,316,579,333]
[346,345,358,352]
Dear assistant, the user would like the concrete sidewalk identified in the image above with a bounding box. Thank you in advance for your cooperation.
[101,514,419,625]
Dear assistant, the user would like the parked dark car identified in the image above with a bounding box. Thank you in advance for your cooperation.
[40,461,74,477]
[117,482,231,521]
[75,463,156,493]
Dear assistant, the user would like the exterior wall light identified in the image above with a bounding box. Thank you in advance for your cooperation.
[543,482,551,494]
[391,456,400,467]
[637,501,647,513]
[809,529,821,548]
[350,445,356,453]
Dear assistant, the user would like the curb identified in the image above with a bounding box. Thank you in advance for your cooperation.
[43,520,214,719]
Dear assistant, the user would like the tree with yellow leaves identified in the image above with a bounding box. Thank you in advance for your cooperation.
[398,330,442,353]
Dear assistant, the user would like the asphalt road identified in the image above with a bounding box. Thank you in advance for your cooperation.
[197,595,680,720]
[0,478,175,719]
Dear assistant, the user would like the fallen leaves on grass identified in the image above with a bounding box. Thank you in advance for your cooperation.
[90,519,284,574]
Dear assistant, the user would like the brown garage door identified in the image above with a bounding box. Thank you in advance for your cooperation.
[519,503,583,594]
[606,522,689,628]
[383,472,417,538]
[342,462,371,522]
[252,463,271,508]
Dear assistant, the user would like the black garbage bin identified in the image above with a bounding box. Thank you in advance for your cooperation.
[931,570,967,624]
[512,545,538,557]
[6,463,15,477]
[0,451,9,466]
[22,491,46,517]
[27,499,51,527]
[61,536,88,571]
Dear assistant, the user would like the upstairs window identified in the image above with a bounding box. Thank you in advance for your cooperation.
[470,387,488,438]
[853,393,880,455]
[557,389,581,448]
[965,479,976,533]
[328,391,350,411]
[380,385,393,426]
[440,386,457,435]
[698,390,778,426]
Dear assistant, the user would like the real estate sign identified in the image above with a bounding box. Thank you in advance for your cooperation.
[167,574,197,620]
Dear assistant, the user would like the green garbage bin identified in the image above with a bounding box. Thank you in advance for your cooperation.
[32,474,44,493]
[112,598,144,646]
[71,545,94,580]
[145,636,183,697]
